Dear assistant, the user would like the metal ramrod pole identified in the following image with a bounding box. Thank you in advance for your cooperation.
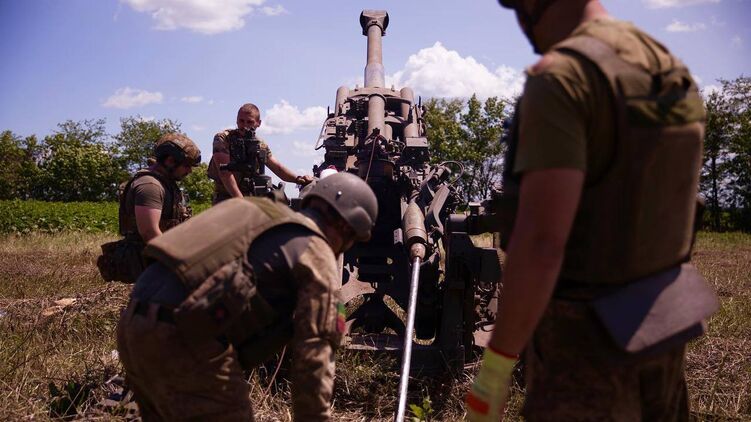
[395,256,422,422]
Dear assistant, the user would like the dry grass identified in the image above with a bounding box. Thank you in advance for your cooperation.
[686,232,751,420]
[0,231,748,420]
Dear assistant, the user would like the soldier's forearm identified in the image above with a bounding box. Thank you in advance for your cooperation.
[290,337,335,421]
[488,238,562,355]
[267,157,300,183]
[220,173,244,198]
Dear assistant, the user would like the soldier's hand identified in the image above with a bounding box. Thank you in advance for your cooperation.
[465,346,517,421]
[295,175,314,186]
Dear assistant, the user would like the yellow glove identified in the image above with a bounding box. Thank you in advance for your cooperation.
[465,346,517,422]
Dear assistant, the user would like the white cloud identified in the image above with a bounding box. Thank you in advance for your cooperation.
[666,19,707,32]
[260,5,287,16]
[181,95,203,103]
[121,0,283,35]
[291,141,323,158]
[644,0,720,8]
[103,87,163,109]
[386,42,524,99]
[731,35,743,47]
[259,100,327,135]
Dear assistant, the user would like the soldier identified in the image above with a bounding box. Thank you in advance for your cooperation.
[97,133,201,283]
[116,172,378,421]
[466,0,718,420]
[209,103,314,203]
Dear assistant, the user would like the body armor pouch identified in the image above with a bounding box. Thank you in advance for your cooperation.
[555,36,705,283]
[501,35,705,283]
[97,236,145,283]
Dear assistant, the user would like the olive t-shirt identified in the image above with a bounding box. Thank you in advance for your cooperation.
[130,176,166,210]
[514,18,680,184]
[121,173,174,235]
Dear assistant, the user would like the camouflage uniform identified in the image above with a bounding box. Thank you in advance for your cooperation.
[116,199,343,421]
[503,19,710,420]
[209,129,274,203]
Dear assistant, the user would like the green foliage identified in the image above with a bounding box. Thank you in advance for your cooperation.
[0,200,118,234]
[0,131,43,200]
[409,395,434,421]
[38,120,127,201]
[701,76,751,231]
[424,94,512,201]
[0,200,211,235]
[114,116,182,172]
[182,163,215,203]
[0,116,191,203]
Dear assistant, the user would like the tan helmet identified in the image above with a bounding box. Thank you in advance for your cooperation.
[155,133,202,167]
[301,172,378,242]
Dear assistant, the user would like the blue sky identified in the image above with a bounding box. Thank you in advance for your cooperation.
[1,0,749,188]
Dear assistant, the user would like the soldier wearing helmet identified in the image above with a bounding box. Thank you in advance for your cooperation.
[116,172,377,421]
[466,0,716,420]
[209,103,315,204]
[97,133,201,283]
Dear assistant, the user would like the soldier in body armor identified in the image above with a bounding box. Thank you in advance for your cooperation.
[209,103,314,204]
[116,172,378,421]
[466,1,718,421]
[97,133,201,283]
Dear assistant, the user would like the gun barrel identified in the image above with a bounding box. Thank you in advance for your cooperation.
[360,10,389,88]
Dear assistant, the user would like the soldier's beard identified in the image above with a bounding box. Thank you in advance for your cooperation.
[163,164,184,181]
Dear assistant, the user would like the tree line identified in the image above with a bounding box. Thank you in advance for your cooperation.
[1,76,749,231]
[0,117,214,203]
[423,76,751,232]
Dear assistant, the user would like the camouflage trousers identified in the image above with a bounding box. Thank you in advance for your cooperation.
[117,300,253,421]
[522,299,689,422]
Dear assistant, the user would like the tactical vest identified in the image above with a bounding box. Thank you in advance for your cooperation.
[119,169,189,239]
[501,35,705,284]
[142,197,327,366]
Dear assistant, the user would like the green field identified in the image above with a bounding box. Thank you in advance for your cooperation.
[0,200,212,234]
[0,225,748,420]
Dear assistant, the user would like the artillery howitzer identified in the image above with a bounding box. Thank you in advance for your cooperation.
[309,10,506,420]
[219,128,277,198]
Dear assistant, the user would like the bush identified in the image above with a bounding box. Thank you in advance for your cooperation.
[0,200,212,235]
[0,200,118,234]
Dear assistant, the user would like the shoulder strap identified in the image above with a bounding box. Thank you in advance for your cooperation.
[248,197,326,240]
[144,197,325,286]
[554,35,643,89]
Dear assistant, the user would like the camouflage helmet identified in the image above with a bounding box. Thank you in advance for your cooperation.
[301,172,378,242]
[155,133,201,167]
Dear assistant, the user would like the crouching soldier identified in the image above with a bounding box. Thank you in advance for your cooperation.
[116,172,378,421]
[97,133,201,283]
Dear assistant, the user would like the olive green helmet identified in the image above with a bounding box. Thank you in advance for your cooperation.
[301,172,378,242]
[155,133,202,167]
